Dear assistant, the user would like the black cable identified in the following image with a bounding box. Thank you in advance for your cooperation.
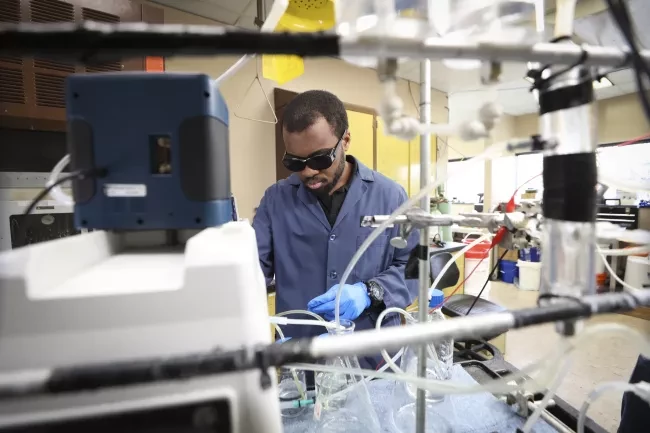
[23,168,106,216]
[465,250,509,315]
[604,0,650,123]
[528,36,591,91]
[0,23,341,61]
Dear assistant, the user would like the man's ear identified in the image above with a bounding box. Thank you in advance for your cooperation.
[342,130,351,152]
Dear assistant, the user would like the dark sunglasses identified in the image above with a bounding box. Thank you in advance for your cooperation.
[282,130,347,172]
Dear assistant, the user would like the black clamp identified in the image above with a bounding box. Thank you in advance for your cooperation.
[527,36,590,92]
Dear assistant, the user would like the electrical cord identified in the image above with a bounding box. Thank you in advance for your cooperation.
[605,0,650,123]
[23,168,106,216]
[465,250,509,315]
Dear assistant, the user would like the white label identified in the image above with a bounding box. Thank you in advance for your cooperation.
[104,184,147,198]
[313,401,322,421]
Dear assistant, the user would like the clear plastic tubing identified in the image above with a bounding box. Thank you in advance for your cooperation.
[270,316,340,330]
[521,357,573,433]
[275,310,325,321]
[598,245,650,256]
[429,233,492,298]
[214,55,254,87]
[598,171,650,194]
[293,323,650,397]
[334,139,512,327]
[47,154,74,206]
[376,307,418,374]
[598,252,644,297]
[577,382,641,433]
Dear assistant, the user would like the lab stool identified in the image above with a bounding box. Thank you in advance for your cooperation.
[442,294,508,361]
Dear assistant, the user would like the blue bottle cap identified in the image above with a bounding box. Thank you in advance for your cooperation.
[428,289,445,309]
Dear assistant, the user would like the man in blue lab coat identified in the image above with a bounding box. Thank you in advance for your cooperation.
[618,355,650,432]
[253,90,418,369]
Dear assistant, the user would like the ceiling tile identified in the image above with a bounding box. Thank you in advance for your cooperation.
[209,0,251,15]
[151,0,240,24]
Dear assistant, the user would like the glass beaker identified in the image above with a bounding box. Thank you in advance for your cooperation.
[314,319,380,433]
[277,366,308,418]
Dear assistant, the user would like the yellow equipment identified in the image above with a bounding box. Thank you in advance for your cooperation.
[262,0,335,85]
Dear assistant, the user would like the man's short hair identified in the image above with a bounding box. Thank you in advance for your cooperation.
[282,90,348,138]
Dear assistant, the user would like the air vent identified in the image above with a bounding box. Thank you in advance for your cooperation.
[81,7,122,73]
[86,62,123,73]
[34,58,75,73]
[82,7,119,23]
[0,0,20,23]
[0,56,22,65]
[0,68,25,104]
[35,73,66,108]
[30,0,74,23]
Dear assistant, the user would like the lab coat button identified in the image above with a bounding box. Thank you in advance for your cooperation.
[329,234,336,241]
[329,271,338,279]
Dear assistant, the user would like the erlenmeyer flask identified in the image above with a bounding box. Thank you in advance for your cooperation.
[314,319,380,433]
[390,291,453,433]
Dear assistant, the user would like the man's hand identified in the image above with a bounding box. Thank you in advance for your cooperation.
[307,282,370,321]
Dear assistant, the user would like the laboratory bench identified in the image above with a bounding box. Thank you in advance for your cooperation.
[280,357,607,433]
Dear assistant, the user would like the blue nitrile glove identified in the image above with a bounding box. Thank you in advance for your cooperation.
[307,283,370,321]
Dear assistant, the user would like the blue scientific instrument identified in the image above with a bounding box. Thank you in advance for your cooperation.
[66,73,235,230]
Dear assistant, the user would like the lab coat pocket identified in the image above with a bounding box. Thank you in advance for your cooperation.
[355,233,389,280]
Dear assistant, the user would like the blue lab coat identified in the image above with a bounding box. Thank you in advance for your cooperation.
[253,157,419,368]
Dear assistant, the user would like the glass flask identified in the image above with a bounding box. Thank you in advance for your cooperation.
[314,319,380,433]
[277,365,309,418]
[429,0,541,69]
[390,290,454,432]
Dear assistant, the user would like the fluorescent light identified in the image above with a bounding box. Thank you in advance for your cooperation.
[523,76,614,89]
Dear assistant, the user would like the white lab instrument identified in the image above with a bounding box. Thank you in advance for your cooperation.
[0,222,281,432]
[0,200,82,252]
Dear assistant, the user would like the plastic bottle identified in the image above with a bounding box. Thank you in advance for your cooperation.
[427,289,454,381]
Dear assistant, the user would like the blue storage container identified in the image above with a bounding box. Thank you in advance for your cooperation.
[519,247,541,262]
[500,260,518,283]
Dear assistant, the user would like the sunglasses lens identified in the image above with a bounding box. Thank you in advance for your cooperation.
[307,155,334,171]
[282,158,306,172]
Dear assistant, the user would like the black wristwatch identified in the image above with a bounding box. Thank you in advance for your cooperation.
[364,280,385,310]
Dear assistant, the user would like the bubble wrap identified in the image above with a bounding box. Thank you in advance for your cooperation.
[282,364,557,433]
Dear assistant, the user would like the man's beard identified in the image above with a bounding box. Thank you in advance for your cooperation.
[306,155,345,195]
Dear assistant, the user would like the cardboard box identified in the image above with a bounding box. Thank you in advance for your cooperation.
[498,246,519,262]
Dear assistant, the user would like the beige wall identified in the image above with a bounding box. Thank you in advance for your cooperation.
[161,6,448,220]
[447,114,516,160]
[514,93,649,143]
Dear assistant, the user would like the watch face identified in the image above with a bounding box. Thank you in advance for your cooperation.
[368,281,384,302]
